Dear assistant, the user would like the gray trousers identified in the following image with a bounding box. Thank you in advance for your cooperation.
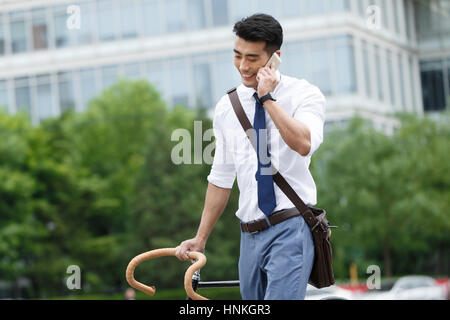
[238,215,315,300]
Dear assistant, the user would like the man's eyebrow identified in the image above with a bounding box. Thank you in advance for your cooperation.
[233,49,260,57]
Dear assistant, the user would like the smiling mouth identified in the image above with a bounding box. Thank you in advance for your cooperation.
[241,73,255,80]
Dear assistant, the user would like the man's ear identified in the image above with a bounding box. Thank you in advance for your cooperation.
[275,50,281,58]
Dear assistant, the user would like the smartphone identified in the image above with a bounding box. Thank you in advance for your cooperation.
[265,52,282,70]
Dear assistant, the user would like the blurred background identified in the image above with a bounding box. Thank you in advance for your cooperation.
[0,0,448,300]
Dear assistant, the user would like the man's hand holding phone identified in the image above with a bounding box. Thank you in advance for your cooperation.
[256,52,281,99]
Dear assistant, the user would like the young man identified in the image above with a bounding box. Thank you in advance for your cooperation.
[175,13,326,300]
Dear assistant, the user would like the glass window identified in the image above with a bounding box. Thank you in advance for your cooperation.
[333,35,356,94]
[147,61,166,93]
[256,0,274,14]
[229,0,252,22]
[398,53,406,109]
[123,62,142,79]
[212,0,229,26]
[309,38,332,95]
[392,0,400,35]
[166,0,186,33]
[356,0,365,17]
[101,65,119,88]
[0,80,8,111]
[32,9,48,50]
[328,0,349,12]
[415,1,430,39]
[58,72,75,113]
[0,15,5,55]
[169,58,189,106]
[214,51,240,102]
[304,0,325,16]
[380,0,389,29]
[77,1,94,45]
[120,0,138,38]
[362,40,372,99]
[281,0,300,18]
[187,0,206,30]
[374,45,384,101]
[281,41,308,80]
[443,1,450,34]
[421,61,446,111]
[80,68,97,111]
[409,56,416,110]
[193,62,213,108]
[386,50,395,105]
[143,0,162,36]
[448,58,450,109]
[53,5,72,48]
[36,75,53,120]
[97,0,116,41]
[14,77,31,114]
[414,0,450,42]
[10,11,28,53]
[405,0,412,40]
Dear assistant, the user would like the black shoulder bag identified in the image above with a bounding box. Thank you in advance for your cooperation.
[227,87,335,289]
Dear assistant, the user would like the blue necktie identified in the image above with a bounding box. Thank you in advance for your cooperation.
[253,92,276,216]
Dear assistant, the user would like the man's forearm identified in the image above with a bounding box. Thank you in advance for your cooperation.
[262,99,311,157]
[195,182,232,242]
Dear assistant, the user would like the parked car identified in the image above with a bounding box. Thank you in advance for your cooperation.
[360,275,446,300]
[305,284,354,300]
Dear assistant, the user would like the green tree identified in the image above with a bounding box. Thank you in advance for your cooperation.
[1,80,184,297]
[0,111,39,285]
[128,104,241,290]
[311,113,450,279]
[0,110,86,297]
[60,80,171,292]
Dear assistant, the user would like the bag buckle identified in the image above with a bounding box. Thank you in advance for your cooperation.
[311,219,322,231]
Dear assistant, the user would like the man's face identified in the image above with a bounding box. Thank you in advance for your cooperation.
[233,37,274,89]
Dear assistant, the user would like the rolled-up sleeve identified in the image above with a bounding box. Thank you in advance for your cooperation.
[206,104,236,189]
[292,84,326,157]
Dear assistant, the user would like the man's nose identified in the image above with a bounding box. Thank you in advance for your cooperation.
[240,61,250,72]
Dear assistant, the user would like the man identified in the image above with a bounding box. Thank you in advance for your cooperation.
[124,288,136,300]
[175,13,326,300]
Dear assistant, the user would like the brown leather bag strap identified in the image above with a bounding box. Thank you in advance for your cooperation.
[227,87,318,228]
[228,87,253,132]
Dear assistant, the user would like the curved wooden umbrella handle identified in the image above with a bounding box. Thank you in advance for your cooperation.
[184,251,207,300]
[125,248,208,300]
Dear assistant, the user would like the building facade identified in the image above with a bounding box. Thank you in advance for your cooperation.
[0,0,448,129]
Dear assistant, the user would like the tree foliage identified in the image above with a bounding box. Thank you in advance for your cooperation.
[311,113,450,278]
[0,80,448,298]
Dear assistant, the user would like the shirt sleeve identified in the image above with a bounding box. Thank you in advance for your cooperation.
[292,83,326,157]
[206,102,236,189]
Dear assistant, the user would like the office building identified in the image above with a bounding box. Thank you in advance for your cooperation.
[0,0,448,130]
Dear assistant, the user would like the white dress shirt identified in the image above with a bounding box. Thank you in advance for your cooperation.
[207,71,326,223]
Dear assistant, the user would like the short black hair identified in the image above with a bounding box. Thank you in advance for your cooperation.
[233,13,283,54]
